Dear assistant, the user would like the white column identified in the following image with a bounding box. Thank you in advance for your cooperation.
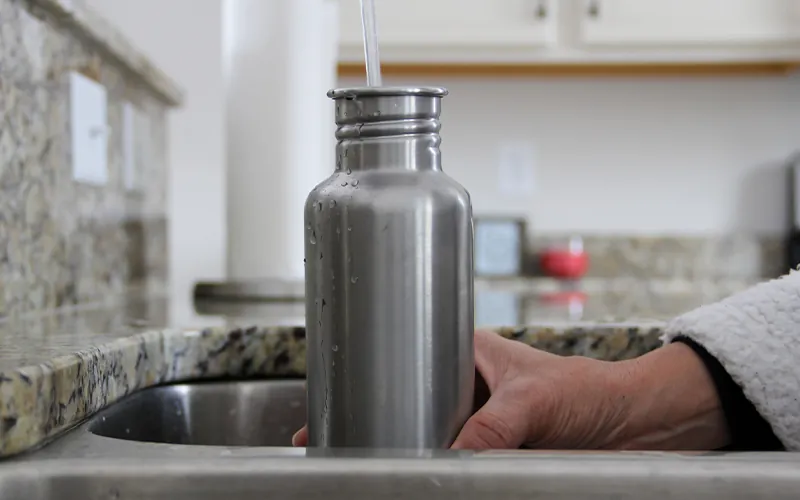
[224,0,338,281]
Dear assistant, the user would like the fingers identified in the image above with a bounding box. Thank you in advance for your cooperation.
[293,382,308,447]
[292,425,308,447]
[473,330,510,390]
[452,393,529,450]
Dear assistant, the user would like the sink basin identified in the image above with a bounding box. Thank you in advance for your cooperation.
[88,379,305,447]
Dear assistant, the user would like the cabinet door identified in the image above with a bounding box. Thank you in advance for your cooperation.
[580,0,800,46]
[339,0,557,59]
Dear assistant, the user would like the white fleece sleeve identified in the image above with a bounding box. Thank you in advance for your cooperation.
[661,270,800,450]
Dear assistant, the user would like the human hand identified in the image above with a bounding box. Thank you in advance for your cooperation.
[452,329,625,449]
[294,329,729,451]
[453,330,729,450]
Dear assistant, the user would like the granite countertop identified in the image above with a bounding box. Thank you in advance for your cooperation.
[0,281,745,458]
[26,0,184,105]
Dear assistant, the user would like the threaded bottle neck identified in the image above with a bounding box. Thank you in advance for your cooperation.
[329,87,448,172]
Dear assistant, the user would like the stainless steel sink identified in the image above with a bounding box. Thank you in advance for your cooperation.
[5,452,800,500]
[88,379,305,447]
[8,379,800,499]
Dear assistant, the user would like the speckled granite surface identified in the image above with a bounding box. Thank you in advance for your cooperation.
[0,0,175,317]
[528,234,786,281]
[0,291,674,457]
[25,0,183,105]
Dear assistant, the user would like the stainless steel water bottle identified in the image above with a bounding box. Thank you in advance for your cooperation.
[304,87,474,449]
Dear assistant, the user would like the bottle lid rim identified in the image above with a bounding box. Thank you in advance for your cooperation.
[328,87,448,99]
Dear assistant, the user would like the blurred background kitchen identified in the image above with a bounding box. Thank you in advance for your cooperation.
[3,0,800,331]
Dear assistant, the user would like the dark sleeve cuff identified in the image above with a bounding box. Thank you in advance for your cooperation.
[672,336,784,451]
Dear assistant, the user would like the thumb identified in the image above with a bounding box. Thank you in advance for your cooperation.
[292,425,308,447]
[473,330,511,389]
[451,393,529,450]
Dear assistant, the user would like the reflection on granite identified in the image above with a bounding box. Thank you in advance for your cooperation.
[476,277,753,325]
[529,235,786,281]
[0,0,175,317]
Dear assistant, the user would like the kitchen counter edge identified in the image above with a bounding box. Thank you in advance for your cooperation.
[0,322,665,458]
[27,0,184,106]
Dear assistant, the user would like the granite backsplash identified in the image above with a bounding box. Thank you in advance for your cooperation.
[0,0,180,318]
[527,234,786,281]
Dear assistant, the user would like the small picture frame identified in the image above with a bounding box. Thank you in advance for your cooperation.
[473,217,526,277]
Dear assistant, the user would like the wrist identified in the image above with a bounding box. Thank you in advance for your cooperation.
[608,342,730,451]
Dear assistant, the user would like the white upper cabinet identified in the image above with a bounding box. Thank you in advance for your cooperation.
[337,0,800,65]
[338,0,558,62]
[580,0,800,46]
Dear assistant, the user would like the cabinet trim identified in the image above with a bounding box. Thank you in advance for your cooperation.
[338,61,800,78]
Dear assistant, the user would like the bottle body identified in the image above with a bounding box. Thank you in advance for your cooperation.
[305,87,474,449]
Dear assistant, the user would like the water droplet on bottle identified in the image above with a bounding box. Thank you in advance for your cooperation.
[373,110,382,117]
[332,344,338,352]
[352,180,359,187]
[310,231,317,244]
[350,276,359,284]
[320,252,323,260]
[306,223,311,230]
[347,226,352,232]
[344,149,349,158]
[329,200,337,208]
[321,299,326,312]
[303,258,306,264]
[346,168,352,175]
[317,201,323,211]
[341,181,348,187]
[336,227,341,236]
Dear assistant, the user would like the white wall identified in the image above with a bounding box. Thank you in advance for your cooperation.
[79,0,800,305]
[342,74,800,235]
[85,0,227,319]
